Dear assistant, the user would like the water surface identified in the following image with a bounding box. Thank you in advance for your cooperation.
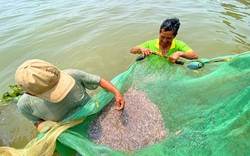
[0,0,249,148]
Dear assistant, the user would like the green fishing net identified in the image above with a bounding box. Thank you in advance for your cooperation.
[1,51,250,156]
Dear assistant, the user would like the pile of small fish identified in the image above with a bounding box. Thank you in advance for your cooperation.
[88,87,169,151]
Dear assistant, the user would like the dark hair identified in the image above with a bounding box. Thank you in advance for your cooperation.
[159,18,180,36]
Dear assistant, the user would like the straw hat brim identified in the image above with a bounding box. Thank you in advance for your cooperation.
[36,71,75,103]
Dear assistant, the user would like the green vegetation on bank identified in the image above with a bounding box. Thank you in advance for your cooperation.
[0,84,23,106]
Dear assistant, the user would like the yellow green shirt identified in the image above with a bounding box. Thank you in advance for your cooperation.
[138,38,193,56]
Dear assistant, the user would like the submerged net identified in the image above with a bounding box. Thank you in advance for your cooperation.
[1,51,250,156]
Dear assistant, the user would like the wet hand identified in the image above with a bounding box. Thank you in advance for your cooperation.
[139,47,152,57]
[169,52,181,63]
[114,93,125,115]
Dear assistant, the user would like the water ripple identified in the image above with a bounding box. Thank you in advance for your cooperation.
[0,0,249,148]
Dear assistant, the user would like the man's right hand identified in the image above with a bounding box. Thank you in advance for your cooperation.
[139,47,152,57]
[130,46,152,57]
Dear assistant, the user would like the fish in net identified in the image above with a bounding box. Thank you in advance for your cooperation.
[88,87,169,151]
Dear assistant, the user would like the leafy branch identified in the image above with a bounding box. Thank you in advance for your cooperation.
[0,84,23,106]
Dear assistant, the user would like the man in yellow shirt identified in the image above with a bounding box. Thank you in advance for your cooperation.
[130,17,198,63]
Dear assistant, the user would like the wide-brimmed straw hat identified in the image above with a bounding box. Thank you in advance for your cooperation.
[15,59,75,103]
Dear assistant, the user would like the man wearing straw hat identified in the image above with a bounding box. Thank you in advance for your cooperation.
[15,59,125,129]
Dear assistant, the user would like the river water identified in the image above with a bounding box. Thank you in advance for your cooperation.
[0,0,249,148]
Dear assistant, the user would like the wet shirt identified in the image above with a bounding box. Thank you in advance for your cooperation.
[17,69,100,124]
[138,38,193,56]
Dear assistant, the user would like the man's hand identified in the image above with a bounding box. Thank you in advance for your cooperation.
[169,52,182,63]
[99,78,125,115]
[139,47,152,57]
[130,46,152,58]
[114,93,125,115]
[169,51,198,63]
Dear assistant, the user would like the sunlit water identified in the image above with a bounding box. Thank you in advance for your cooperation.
[0,0,249,148]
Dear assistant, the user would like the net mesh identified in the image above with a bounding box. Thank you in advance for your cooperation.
[1,51,250,156]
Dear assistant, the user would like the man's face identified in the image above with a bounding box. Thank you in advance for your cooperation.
[159,29,176,47]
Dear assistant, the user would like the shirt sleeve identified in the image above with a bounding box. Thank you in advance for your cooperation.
[137,39,160,52]
[65,69,101,90]
[176,40,193,52]
[138,40,154,49]
[138,41,149,48]
[17,94,41,124]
